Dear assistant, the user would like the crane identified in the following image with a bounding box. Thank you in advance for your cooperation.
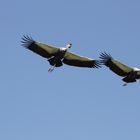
[21,35,101,72]
[100,52,140,86]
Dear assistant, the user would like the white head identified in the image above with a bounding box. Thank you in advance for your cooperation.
[60,43,72,51]
[66,43,72,49]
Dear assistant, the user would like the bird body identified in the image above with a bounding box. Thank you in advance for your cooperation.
[100,52,140,85]
[21,35,100,72]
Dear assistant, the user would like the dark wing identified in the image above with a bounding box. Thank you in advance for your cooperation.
[21,35,59,58]
[63,51,101,68]
[99,52,133,77]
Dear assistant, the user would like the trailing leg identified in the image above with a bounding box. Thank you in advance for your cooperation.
[48,64,56,72]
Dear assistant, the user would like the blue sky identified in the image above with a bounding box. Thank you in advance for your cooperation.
[1,0,140,139]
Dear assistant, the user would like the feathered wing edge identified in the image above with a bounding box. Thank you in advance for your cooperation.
[93,60,102,68]
[21,35,59,58]
[21,35,35,49]
[99,52,112,65]
[99,52,132,77]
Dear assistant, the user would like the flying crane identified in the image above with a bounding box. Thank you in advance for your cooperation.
[21,35,101,72]
[100,52,140,86]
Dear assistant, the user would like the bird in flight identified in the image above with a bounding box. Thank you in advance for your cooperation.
[21,35,101,72]
[100,52,140,86]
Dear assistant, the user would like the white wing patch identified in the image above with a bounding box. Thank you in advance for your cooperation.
[133,67,140,71]
[60,47,67,51]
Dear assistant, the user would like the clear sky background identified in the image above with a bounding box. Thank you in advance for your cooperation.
[1,0,140,140]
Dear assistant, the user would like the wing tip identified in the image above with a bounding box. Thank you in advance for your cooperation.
[21,35,35,48]
[99,52,112,65]
[93,60,102,68]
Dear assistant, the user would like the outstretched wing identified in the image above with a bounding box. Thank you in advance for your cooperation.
[63,51,101,68]
[99,52,133,77]
[21,35,59,58]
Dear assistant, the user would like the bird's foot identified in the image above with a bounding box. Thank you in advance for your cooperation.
[48,68,53,72]
[123,83,127,86]
[48,65,55,72]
